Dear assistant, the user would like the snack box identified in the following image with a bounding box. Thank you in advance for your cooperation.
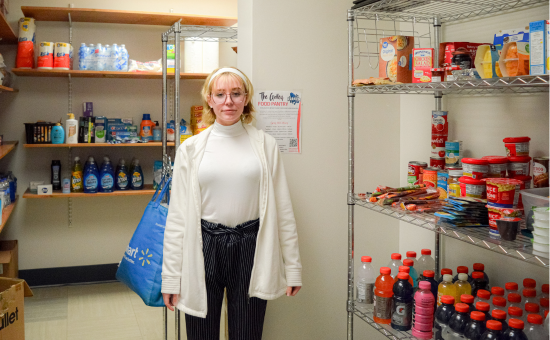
[529,20,549,75]
[499,42,530,77]
[439,42,486,67]
[378,36,414,83]
[475,45,501,78]
[412,48,434,83]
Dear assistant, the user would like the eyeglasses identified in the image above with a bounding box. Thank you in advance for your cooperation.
[211,91,247,105]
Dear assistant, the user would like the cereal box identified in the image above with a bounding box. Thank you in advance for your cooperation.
[379,36,414,83]
[412,48,434,83]
[529,20,548,75]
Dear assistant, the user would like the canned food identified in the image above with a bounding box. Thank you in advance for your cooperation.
[408,161,428,186]
[459,176,486,198]
[422,167,439,189]
[503,136,530,156]
[445,140,463,167]
[462,158,489,179]
[533,157,549,188]
[484,178,523,208]
[508,156,531,177]
[449,183,461,197]
[431,134,448,158]
[430,157,445,170]
[437,170,449,199]
[432,111,448,135]
[482,156,509,178]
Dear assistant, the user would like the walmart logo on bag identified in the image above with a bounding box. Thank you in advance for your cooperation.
[139,248,153,266]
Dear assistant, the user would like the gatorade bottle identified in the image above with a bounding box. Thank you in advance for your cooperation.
[472,272,489,297]
[391,272,414,331]
[522,289,538,309]
[481,321,503,340]
[438,274,457,306]
[508,293,523,310]
[442,303,470,340]
[412,281,435,340]
[454,266,472,283]
[395,266,414,287]
[406,251,418,268]
[522,279,536,297]
[388,253,403,278]
[525,303,540,318]
[374,267,394,324]
[421,270,438,309]
[83,156,99,194]
[491,310,509,333]
[476,301,491,321]
[417,249,435,279]
[509,307,525,324]
[403,259,419,288]
[490,297,507,316]
[540,298,549,317]
[492,287,505,298]
[540,284,549,301]
[71,156,84,193]
[115,159,129,191]
[439,269,454,284]
[461,294,475,313]
[473,263,490,285]
[356,256,376,306]
[505,282,519,300]
[434,295,455,340]
[502,319,528,340]
[464,311,487,340]
[455,273,473,299]
[475,290,492,312]
[524,314,545,340]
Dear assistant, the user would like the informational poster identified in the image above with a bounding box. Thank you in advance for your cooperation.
[255,91,302,154]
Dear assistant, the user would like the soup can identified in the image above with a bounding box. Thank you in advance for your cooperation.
[437,170,449,199]
[430,157,445,170]
[408,161,427,186]
[445,140,463,167]
[431,134,448,158]
[422,167,439,189]
[533,157,549,188]
[432,111,448,135]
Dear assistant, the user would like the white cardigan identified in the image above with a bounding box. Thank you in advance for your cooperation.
[161,123,302,318]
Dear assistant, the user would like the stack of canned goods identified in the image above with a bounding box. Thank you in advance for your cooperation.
[430,111,448,169]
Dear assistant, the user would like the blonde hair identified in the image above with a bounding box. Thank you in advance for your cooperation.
[201,67,255,125]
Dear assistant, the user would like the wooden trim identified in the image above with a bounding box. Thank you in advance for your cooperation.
[0,85,17,92]
[0,11,17,45]
[24,142,175,148]
[21,6,238,27]
[19,263,119,287]
[0,141,18,161]
[23,184,156,198]
[0,198,17,234]
[12,68,209,79]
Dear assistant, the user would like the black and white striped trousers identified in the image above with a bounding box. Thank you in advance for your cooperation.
[185,218,267,340]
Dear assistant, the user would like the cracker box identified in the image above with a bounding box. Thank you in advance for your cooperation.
[412,48,435,83]
[378,36,414,83]
[529,20,549,75]
[438,42,486,67]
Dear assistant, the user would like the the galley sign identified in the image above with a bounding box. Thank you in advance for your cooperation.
[255,91,302,154]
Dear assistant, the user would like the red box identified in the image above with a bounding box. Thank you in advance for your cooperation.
[438,42,487,67]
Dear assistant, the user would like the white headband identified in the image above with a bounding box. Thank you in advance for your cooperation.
[208,68,247,87]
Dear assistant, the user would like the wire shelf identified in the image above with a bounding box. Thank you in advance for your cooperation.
[351,0,549,23]
[167,25,238,42]
[350,75,550,95]
[354,305,418,340]
[354,195,549,268]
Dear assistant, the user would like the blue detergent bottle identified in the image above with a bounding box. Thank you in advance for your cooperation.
[131,159,144,190]
[115,159,129,191]
[99,156,115,193]
[83,156,99,193]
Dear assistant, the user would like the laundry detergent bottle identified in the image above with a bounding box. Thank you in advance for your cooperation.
[84,156,99,193]
[99,156,115,193]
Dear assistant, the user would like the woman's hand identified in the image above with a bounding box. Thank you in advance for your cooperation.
[286,286,301,296]
[163,293,179,311]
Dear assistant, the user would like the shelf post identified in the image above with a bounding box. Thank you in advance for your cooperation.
[174,21,181,151]
[163,306,168,340]
[433,15,442,279]
[175,309,181,340]
[162,36,168,163]
[347,9,355,340]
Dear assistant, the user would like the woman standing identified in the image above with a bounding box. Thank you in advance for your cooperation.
[162,67,302,340]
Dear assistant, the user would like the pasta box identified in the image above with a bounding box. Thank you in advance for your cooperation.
[438,42,486,67]
[412,48,434,83]
[378,36,414,83]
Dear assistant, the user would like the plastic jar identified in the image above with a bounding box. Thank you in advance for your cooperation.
[482,156,509,178]
[484,178,523,208]
[459,176,486,198]
[508,156,531,177]
[462,158,489,180]
[503,137,530,157]
[448,167,463,197]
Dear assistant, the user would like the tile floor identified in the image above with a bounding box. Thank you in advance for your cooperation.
[25,281,228,340]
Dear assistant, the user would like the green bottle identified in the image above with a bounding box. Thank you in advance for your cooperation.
[71,157,84,192]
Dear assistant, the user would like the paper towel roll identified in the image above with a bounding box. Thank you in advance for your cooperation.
[37,42,54,69]
[18,17,35,42]
[54,42,71,70]
[184,41,203,73]
[202,39,219,73]
[16,18,36,69]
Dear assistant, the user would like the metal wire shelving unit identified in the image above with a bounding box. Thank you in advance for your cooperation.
[346,1,549,340]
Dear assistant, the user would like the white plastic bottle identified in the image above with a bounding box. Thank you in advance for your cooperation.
[66,113,78,144]
[95,43,105,71]
[103,44,112,71]
[356,256,376,307]
[387,253,403,278]
[110,43,119,71]
[86,44,96,70]
[525,314,545,340]
[417,249,435,277]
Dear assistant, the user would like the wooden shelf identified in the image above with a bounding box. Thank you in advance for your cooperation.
[21,6,238,27]
[23,184,156,198]
[0,141,18,161]
[0,11,17,45]
[12,68,209,79]
[24,142,176,148]
[0,198,18,233]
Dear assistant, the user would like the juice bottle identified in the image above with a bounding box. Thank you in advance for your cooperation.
[71,156,84,192]
[442,303,470,340]
[391,272,414,331]
[438,274,457,306]
[455,273,472,300]
[473,263,490,285]
[356,256,376,306]
[434,295,455,340]
[403,259,419,289]
[374,267,394,324]
[505,282,519,300]
[524,314,545,340]
[481,321,503,340]
[464,311,487,340]
[471,271,489,297]
[439,268,453,284]
[453,266,472,283]
[420,270,438,309]
[412,281,435,340]
[395,266,414,287]
[491,310,508,333]
[461,294,475,313]
[502,319,528,340]
[388,253,403,278]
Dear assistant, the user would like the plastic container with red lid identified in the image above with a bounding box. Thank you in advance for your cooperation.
[504,137,531,157]
[482,156,509,178]
[462,158,489,180]
[459,176,486,198]
[483,178,523,208]
[508,156,532,177]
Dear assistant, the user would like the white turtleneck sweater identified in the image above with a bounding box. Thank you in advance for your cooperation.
[198,121,261,228]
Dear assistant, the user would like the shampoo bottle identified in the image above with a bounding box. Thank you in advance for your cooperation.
[131,159,144,190]
[83,156,99,193]
[99,156,115,193]
[115,159,130,191]
[66,113,78,144]
[52,122,65,144]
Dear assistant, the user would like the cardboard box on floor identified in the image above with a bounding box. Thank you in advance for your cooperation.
[0,277,33,340]
[0,240,18,278]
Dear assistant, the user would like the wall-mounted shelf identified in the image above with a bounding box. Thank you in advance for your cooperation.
[0,141,18,161]
[24,142,176,148]
[21,6,238,27]
[12,68,209,79]
[23,184,156,198]
[0,198,18,233]
[0,85,17,92]
[0,11,17,45]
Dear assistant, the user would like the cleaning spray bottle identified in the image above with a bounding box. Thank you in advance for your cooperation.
[83,156,99,193]
[130,159,144,190]
[115,159,129,191]
[99,156,115,193]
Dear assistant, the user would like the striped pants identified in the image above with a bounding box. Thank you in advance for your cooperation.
[185,218,267,340]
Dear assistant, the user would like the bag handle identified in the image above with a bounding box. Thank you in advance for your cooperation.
[153,177,172,208]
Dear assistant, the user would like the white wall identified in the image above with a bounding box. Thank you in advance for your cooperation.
[0,0,237,270]
[399,6,549,291]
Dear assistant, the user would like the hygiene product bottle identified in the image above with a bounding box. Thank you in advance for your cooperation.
[51,160,61,190]
[388,253,403,278]
[374,267,394,324]
[95,116,106,143]
[412,281,435,340]
[115,159,130,191]
[356,256,376,306]
[140,114,155,142]
[66,113,78,144]
[84,156,99,193]
[438,274,457,306]
[71,157,83,192]
[391,272,414,331]
[99,156,115,193]
[131,159,144,190]
[52,122,65,144]
[153,121,162,142]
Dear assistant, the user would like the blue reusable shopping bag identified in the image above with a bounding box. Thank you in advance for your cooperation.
[116,177,171,307]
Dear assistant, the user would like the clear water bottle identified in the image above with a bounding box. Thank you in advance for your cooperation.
[103,45,112,71]
[525,315,545,340]
[110,43,120,71]
[78,43,88,70]
[356,256,376,307]
[87,44,96,70]
[388,253,403,278]
[95,43,105,71]
[120,44,129,71]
